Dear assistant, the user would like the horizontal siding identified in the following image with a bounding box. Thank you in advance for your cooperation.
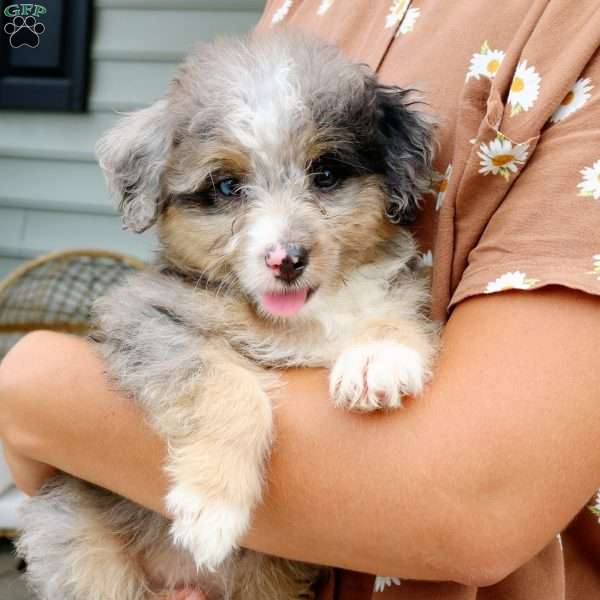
[89,61,176,112]
[0,258,25,280]
[93,9,260,62]
[0,209,25,249]
[0,112,115,162]
[0,207,154,259]
[22,211,154,256]
[0,158,111,213]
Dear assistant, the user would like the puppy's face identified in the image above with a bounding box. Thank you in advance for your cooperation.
[97,32,433,320]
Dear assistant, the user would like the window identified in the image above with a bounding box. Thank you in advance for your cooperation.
[0,0,93,111]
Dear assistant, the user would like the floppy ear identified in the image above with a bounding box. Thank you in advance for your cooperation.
[374,86,435,225]
[96,99,174,233]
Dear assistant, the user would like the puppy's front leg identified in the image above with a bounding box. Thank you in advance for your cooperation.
[330,318,435,412]
[161,345,277,572]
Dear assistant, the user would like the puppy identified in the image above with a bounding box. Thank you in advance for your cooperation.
[17,30,437,600]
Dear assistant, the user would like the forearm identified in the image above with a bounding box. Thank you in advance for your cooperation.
[0,332,453,579]
[0,333,518,585]
[0,332,467,581]
[2,288,600,586]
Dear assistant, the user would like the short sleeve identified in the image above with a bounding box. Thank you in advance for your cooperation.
[450,50,600,307]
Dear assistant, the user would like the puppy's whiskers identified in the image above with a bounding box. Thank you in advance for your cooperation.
[215,272,240,298]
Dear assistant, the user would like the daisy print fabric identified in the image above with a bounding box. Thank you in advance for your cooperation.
[466,41,505,82]
[374,576,402,593]
[435,164,452,210]
[385,0,410,29]
[485,272,540,293]
[418,250,433,269]
[508,60,541,116]
[589,490,600,521]
[588,255,600,280]
[577,159,600,199]
[550,78,594,123]
[397,7,420,35]
[478,135,529,181]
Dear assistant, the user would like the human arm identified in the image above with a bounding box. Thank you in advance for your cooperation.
[1,287,600,587]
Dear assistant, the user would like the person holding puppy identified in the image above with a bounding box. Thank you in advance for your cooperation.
[2,1,600,599]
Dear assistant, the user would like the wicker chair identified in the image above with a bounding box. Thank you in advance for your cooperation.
[0,249,145,361]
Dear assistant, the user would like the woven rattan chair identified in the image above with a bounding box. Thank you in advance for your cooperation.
[0,249,145,361]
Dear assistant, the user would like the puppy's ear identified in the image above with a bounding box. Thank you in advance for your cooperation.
[96,99,174,233]
[374,86,435,225]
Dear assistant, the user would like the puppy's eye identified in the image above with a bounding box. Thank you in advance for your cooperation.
[310,158,350,192]
[313,167,339,190]
[217,177,241,198]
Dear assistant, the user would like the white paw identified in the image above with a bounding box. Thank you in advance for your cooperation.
[330,341,425,412]
[166,486,251,572]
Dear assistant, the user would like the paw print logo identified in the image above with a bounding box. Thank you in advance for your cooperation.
[4,15,45,48]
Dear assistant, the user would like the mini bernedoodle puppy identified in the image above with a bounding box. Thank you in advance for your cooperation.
[17,30,438,600]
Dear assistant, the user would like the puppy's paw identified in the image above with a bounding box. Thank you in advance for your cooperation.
[330,341,425,412]
[167,486,250,571]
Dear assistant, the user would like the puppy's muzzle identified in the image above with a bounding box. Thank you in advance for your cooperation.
[264,243,309,284]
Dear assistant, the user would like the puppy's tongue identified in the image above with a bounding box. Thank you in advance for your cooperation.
[262,289,308,317]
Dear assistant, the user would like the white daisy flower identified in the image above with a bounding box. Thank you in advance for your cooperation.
[435,164,452,210]
[398,7,420,35]
[317,0,334,15]
[508,59,541,116]
[466,41,505,82]
[417,250,433,269]
[478,135,529,181]
[385,0,410,29]
[577,159,600,200]
[374,576,402,593]
[590,490,600,521]
[550,78,593,123]
[485,271,539,293]
[271,0,293,25]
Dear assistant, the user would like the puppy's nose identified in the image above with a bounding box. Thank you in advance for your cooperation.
[265,243,309,283]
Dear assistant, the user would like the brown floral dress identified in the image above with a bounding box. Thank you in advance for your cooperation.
[258,1,600,598]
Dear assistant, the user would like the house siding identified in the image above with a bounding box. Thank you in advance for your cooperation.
[0,0,264,276]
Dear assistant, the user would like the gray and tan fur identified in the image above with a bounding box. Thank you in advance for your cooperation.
[17,30,437,600]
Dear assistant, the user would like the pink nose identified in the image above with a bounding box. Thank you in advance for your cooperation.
[264,243,309,283]
[265,243,288,269]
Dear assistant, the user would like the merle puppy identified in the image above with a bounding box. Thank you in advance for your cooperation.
[17,30,437,600]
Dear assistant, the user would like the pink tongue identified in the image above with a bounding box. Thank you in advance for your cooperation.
[262,289,308,317]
